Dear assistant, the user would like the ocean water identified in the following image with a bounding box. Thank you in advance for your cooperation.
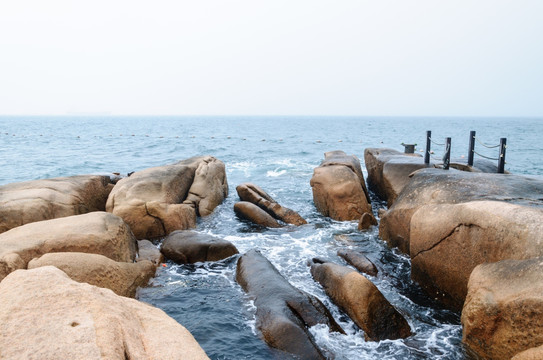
[1,116,542,359]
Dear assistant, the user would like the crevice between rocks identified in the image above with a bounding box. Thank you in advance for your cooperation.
[144,203,166,236]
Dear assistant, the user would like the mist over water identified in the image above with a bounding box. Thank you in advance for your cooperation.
[1,116,541,359]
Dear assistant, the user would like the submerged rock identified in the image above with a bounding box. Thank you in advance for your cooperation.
[236,183,307,225]
[0,212,137,282]
[0,175,113,234]
[161,230,238,264]
[106,156,227,239]
[234,201,282,228]
[462,257,543,360]
[310,151,372,221]
[0,266,209,360]
[236,249,343,359]
[337,249,378,276]
[310,261,411,341]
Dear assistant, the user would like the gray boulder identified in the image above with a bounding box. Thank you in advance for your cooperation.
[161,230,238,264]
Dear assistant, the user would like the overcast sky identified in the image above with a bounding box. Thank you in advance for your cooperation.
[0,0,542,116]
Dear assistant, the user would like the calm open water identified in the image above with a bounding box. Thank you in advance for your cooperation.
[1,116,542,359]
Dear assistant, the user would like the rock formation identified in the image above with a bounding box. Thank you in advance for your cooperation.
[137,239,164,265]
[233,201,282,228]
[161,230,239,264]
[337,249,378,276]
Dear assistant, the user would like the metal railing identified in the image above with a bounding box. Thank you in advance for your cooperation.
[424,130,451,170]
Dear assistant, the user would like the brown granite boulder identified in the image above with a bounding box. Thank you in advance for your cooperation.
[236,249,343,359]
[0,212,137,282]
[0,175,113,234]
[234,201,282,228]
[410,201,543,310]
[0,266,209,359]
[310,151,372,221]
[236,183,307,225]
[337,249,378,276]
[106,156,227,239]
[461,258,543,360]
[358,212,377,230]
[513,346,543,360]
[310,261,411,341]
[27,252,155,298]
[137,239,164,265]
[161,230,238,264]
[379,168,543,254]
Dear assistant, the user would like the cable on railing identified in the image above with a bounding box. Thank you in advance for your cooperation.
[474,136,501,149]
[473,150,500,161]
[429,137,445,146]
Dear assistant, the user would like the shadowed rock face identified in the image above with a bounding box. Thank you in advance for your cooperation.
[137,239,164,266]
[236,183,307,225]
[236,249,343,360]
[310,261,411,341]
[0,175,113,234]
[0,212,137,282]
[337,249,378,277]
[0,266,209,360]
[28,252,156,298]
[161,230,238,264]
[462,258,543,360]
[310,151,372,221]
[106,156,228,239]
[233,201,282,228]
[379,168,543,254]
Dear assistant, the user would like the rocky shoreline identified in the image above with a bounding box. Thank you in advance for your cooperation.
[1,149,542,359]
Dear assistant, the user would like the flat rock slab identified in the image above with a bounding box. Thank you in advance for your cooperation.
[236,249,343,360]
[161,230,238,264]
[28,252,156,298]
[234,201,282,228]
[0,175,113,234]
[0,212,137,282]
[310,150,372,221]
[106,156,227,239]
[310,261,411,341]
[236,183,307,225]
[0,266,209,360]
[462,257,543,360]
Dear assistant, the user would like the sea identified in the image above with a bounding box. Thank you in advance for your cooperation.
[1,116,542,359]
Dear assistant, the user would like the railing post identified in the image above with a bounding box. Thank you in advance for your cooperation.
[443,137,451,170]
[468,130,475,166]
[498,138,507,173]
[424,130,431,164]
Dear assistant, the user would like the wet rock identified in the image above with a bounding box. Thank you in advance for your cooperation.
[106,156,227,239]
[358,212,377,230]
[462,257,543,360]
[161,230,238,264]
[236,249,343,359]
[310,151,372,221]
[310,261,411,341]
[28,252,155,298]
[379,168,543,254]
[0,266,209,359]
[234,201,282,228]
[337,249,378,276]
[236,183,307,225]
[0,212,137,282]
[0,175,113,234]
[411,201,543,310]
[137,239,164,266]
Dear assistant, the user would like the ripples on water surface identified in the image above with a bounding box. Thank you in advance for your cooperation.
[1,116,542,359]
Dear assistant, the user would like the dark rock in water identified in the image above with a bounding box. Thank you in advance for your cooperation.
[462,257,543,360]
[310,261,411,341]
[337,249,378,276]
[236,249,343,360]
[236,183,307,225]
[234,201,282,228]
[161,230,238,264]
[137,239,164,266]
[358,212,377,230]
[310,151,372,221]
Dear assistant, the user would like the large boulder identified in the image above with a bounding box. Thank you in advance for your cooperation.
[28,252,155,298]
[161,230,238,264]
[0,175,113,234]
[310,261,411,341]
[236,249,343,359]
[513,346,543,360]
[106,156,227,239]
[379,168,543,254]
[337,249,378,276]
[410,201,543,310]
[310,151,372,221]
[236,183,306,225]
[0,266,209,359]
[233,201,282,228]
[0,212,137,282]
[461,258,543,360]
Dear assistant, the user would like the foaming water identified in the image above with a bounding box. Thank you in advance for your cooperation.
[2,116,541,359]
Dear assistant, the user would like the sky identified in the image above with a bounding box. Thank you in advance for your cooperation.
[0,0,542,117]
